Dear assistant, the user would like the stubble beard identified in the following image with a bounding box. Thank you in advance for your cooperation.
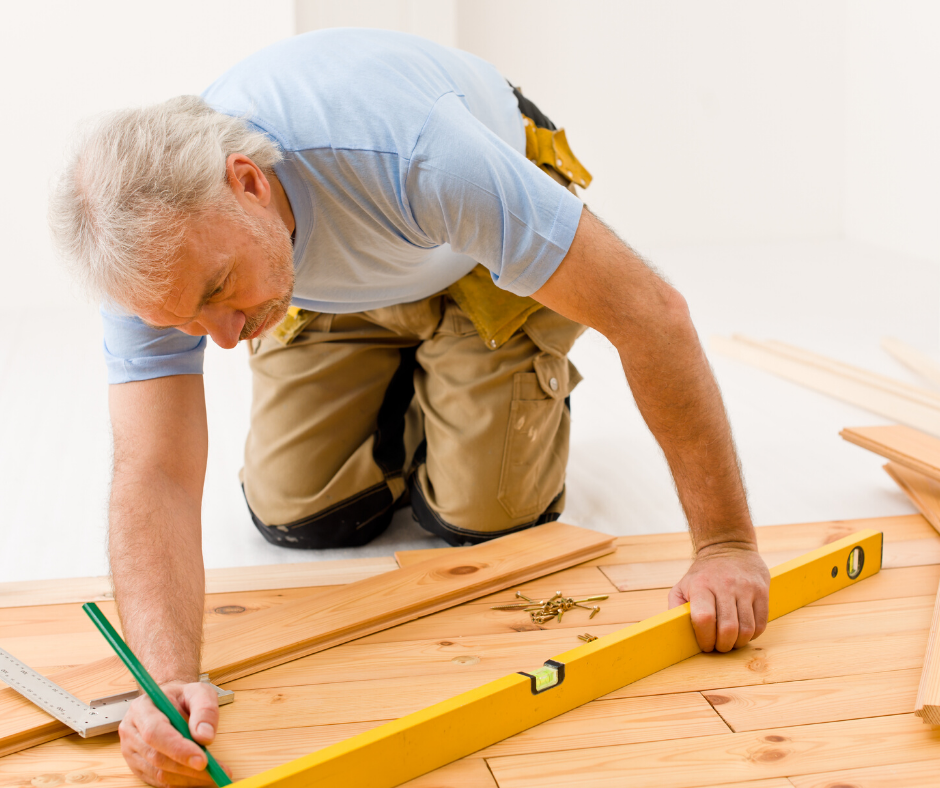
[238,208,296,342]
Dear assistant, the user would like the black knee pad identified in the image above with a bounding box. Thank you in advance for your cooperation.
[409,471,562,546]
[244,483,395,549]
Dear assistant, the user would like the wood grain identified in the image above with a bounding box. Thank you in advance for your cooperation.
[841,425,940,482]
[225,624,627,691]
[400,758,498,788]
[789,757,940,788]
[886,462,940,534]
[485,714,940,788]
[352,587,666,645]
[0,522,613,758]
[711,335,940,436]
[914,574,940,724]
[604,596,932,699]
[703,669,919,731]
[805,564,940,606]
[882,337,940,390]
[474,693,728,758]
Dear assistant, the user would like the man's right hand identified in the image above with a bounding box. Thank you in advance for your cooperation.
[119,681,230,787]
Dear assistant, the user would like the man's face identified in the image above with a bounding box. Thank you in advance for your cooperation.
[135,204,295,349]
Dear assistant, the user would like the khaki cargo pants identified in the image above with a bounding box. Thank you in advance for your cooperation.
[242,296,585,547]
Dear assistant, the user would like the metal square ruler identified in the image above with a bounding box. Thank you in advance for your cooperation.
[0,649,233,737]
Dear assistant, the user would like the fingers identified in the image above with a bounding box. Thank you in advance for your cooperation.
[181,682,221,745]
[734,595,756,650]
[752,579,770,640]
[689,587,717,652]
[667,583,688,610]
[119,686,223,787]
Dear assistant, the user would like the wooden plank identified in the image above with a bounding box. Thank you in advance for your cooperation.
[217,672,511,733]
[0,522,614,758]
[604,596,932,699]
[225,624,628,691]
[805,564,940,606]
[397,547,460,568]
[711,335,940,436]
[474,693,728,758]
[0,589,326,646]
[578,514,933,567]
[841,425,940,482]
[915,574,940,724]
[761,338,940,407]
[0,557,396,609]
[440,565,617,606]
[599,537,940,592]
[485,714,940,788]
[352,588,666,645]
[886,462,940,534]
[789,757,940,788]
[882,337,940,389]
[400,759,497,788]
[703,669,919,731]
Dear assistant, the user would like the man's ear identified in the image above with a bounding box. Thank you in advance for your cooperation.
[226,153,271,208]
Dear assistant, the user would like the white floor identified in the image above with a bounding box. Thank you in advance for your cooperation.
[1,240,936,584]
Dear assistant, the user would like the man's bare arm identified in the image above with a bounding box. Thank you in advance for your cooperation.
[109,375,228,786]
[532,208,770,652]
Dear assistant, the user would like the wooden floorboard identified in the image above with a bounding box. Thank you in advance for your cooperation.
[1,516,937,787]
[485,714,940,788]
[703,669,920,731]
[787,758,940,787]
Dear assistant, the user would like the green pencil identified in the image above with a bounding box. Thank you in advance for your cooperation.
[82,602,232,786]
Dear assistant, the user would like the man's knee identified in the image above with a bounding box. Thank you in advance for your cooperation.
[244,483,396,549]
[409,467,564,546]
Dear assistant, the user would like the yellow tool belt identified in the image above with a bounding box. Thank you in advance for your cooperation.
[273,112,591,349]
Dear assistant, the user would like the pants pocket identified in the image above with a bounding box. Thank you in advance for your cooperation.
[496,353,579,519]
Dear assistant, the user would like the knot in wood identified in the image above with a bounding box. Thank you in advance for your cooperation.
[65,772,98,784]
[703,694,730,705]
[449,565,480,575]
[214,605,247,615]
[31,776,63,787]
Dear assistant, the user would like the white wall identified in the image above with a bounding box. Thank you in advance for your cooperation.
[456,0,847,252]
[0,1,294,310]
[845,0,940,264]
[295,0,456,47]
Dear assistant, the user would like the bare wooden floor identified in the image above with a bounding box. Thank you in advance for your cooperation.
[2,514,939,787]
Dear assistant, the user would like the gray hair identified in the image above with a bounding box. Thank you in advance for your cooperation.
[48,95,283,309]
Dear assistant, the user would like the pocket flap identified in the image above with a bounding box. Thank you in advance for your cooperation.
[534,353,573,400]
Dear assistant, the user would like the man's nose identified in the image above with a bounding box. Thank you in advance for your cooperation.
[200,306,246,349]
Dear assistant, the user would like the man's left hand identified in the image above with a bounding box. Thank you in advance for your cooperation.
[668,545,771,652]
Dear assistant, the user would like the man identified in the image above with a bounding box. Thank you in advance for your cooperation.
[50,29,769,787]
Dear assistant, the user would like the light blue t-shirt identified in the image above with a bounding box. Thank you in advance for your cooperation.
[102,28,584,384]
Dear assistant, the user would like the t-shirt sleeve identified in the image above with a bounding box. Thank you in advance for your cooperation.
[403,92,584,296]
[100,306,206,384]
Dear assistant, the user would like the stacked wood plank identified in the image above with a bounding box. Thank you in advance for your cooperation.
[0,522,614,758]
[711,335,940,436]
[1,513,939,787]
[840,425,940,726]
